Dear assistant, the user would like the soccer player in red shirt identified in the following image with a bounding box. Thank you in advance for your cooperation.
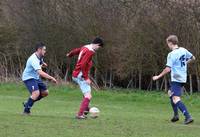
[66,37,104,119]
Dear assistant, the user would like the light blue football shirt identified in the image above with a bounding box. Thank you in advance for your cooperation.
[22,53,42,81]
[166,47,193,83]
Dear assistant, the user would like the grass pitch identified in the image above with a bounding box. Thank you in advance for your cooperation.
[0,83,200,137]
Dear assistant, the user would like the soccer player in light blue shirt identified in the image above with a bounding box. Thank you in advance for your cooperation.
[153,35,195,124]
[22,42,57,115]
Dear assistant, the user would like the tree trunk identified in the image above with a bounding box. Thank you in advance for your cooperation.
[109,69,112,88]
[127,71,134,88]
[138,70,142,90]
[94,67,97,83]
[104,70,108,88]
[0,52,8,82]
[134,74,137,88]
[189,74,193,95]
[156,80,159,91]
[147,78,153,91]
[196,69,200,92]
[64,67,69,82]
[127,79,133,89]
[160,77,164,90]
[164,76,168,92]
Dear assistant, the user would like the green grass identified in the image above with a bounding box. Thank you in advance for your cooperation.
[0,83,200,137]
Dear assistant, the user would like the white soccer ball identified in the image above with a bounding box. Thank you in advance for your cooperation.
[89,107,100,118]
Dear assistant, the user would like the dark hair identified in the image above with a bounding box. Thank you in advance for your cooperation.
[166,35,178,45]
[92,37,104,47]
[35,42,45,51]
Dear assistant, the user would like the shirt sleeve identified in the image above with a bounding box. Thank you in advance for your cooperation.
[166,53,173,68]
[68,47,81,57]
[31,58,41,71]
[185,49,193,60]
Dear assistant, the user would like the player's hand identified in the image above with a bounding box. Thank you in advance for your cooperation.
[152,76,159,81]
[66,53,70,57]
[41,62,48,68]
[51,77,58,84]
[86,79,91,85]
[43,62,48,67]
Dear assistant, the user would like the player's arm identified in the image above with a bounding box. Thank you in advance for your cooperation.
[39,58,48,68]
[186,49,195,64]
[152,67,171,81]
[66,48,81,57]
[153,53,173,81]
[31,60,57,83]
[37,70,57,83]
[41,62,48,68]
[187,56,196,64]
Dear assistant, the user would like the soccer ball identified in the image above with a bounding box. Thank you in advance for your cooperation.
[89,107,100,118]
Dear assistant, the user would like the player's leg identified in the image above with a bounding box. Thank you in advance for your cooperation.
[171,82,193,124]
[23,79,40,114]
[168,89,179,122]
[83,95,90,116]
[83,92,92,115]
[40,90,49,97]
[76,79,92,119]
[79,95,90,116]
[172,96,193,124]
[34,80,48,102]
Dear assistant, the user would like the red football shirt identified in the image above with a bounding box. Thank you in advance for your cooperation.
[68,45,95,80]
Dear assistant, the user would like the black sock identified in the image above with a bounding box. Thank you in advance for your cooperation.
[170,97,178,116]
[34,95,43,102]
[24,97,34,113]
[176,101,191,119]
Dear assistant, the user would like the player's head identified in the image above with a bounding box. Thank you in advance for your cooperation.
[35,42,46,57]
[92,37,104,50]
[166,35,178,49]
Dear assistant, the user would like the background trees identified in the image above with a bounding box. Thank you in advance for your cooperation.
[0,0,199,92]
